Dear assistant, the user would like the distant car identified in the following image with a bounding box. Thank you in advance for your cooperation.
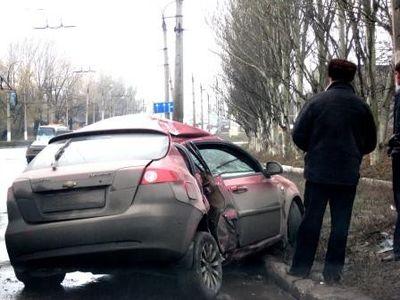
[6,115,303,298]
[25,125,72,163]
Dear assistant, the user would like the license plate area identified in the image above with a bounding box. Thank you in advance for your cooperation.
[38,187,106,213]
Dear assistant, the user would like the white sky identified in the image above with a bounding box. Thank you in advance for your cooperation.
[0,0,222,122]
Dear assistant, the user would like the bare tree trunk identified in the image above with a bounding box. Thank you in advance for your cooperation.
[393,0,400,64]
[338,1,347,58]
[363,0,379,165]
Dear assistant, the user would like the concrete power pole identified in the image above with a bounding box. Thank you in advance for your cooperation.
[173,0,184,122]
[6,94,11,141]
[207,93,210,131]
[393,0,400,67]
[162,15,171,119]
[192,74,196,126]
[200,84,204,130]
[92,97,96,123]
[24,94,28,140]
[66,97,70,129]
[101,90,106,120]
[85,86,89,125]
[73,68,95,125]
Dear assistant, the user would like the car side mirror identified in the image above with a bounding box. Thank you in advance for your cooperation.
[263,161,283,177]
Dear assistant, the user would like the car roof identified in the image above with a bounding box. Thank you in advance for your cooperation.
[50,114,217,143]
[39,124,68,130]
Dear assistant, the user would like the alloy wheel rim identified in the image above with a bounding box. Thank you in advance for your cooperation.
[200,241,221,290]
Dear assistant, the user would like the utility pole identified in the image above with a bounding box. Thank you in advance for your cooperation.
[1,76,14,141]
[66,97,69,129]
[86,86,90,125]
[101,91,105,120]
[24,94,28,140]
[92,96,96,123]
[192,74,196,126]
[217,96,221,133]
[393,0,400,69]
[6,94,11,141]
[207,93,210,131]
[200,84,205,130]
[162,15,171,119]
[73,68,95,125]
[173,0,184,122]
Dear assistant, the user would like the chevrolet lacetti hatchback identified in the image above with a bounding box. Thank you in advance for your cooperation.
[6,115,303,299]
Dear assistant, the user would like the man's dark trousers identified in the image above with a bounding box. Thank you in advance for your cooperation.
[290,181,356,279]
[392,153,400,258]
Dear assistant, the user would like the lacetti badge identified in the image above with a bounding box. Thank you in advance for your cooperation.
[62,181,77,188]
[89,172,112,178]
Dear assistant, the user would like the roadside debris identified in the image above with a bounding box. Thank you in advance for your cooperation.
[376,232,394,254]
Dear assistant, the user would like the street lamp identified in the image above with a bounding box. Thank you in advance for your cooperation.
[73,68,96,126]
[161,1,177,120]
[0,62,21,142]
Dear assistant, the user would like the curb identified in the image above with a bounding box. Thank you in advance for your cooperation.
[281,165,392,188]
[0,141,32,148]
[264,256,373,300]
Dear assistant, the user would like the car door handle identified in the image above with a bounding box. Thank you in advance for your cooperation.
[230,185,248,194]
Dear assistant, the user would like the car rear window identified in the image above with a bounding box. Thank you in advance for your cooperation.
[27,133,169,170]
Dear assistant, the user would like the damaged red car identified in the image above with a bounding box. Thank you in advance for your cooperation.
[5,115,303,299]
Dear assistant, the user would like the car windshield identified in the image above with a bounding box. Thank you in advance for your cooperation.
[37,127,56,137]
[27,133,169,170]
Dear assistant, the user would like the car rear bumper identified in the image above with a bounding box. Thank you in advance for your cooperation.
[5,184,203,272]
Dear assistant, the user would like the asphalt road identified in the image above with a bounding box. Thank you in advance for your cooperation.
[0,260,293,300]
[0,147,27,213]
[0,147,293,299]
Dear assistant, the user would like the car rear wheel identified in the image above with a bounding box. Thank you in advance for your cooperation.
[287,200,303,247]
[179,232,222,299]
[15,270,65,289]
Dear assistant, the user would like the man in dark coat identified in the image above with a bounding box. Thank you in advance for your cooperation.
[386,62,400,261]
[289,59,377,283]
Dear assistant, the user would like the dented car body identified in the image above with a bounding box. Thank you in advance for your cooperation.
[5,115,303,297]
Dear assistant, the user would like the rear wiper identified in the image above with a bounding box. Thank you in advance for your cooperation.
[51,139,72,171]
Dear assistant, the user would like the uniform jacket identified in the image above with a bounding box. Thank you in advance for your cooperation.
[292,81,377,185]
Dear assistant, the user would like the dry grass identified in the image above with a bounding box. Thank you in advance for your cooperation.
[285,173,399,300]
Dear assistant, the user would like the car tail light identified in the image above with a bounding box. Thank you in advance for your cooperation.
[141,168,179,185]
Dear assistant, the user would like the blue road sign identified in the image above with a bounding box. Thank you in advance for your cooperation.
[153,102,174,114]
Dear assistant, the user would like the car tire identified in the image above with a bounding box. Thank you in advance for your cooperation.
[15,270,65,289]
[287,200,303,247]
[179,232,222,299]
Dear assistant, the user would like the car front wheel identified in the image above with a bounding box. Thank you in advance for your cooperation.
[180,231,222,299]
